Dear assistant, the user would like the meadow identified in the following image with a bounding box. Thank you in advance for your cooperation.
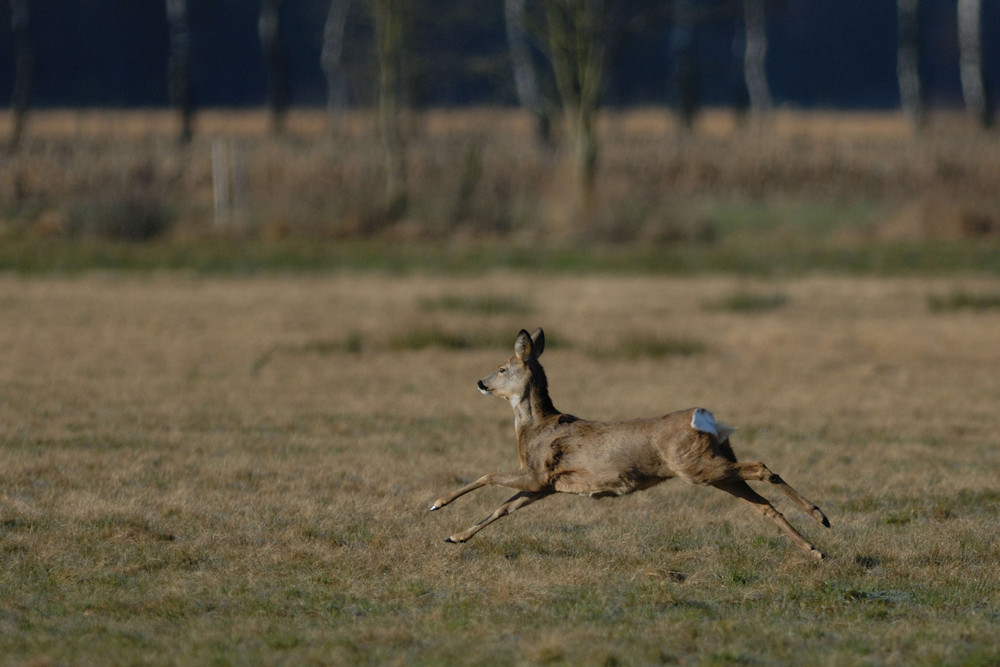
[2,108,1000,664]
[2,271,1000,665]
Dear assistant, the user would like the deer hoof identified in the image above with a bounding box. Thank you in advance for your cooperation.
[429,503,440,511]
[445,535,465,544]
[811,548,828,561]
[812,506,831,527]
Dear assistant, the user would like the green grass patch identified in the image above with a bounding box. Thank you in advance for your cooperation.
[251,334,364,375]
[2,237,1000,276]
[421,294,532,316]
[928,290,1000,312]
[389,327,513,351]
[706,199,879,240]
[706,291,788,313]
[599,334,707,359]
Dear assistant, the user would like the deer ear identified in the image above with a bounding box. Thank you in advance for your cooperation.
[514,329,533,360]
[530,328,545,357]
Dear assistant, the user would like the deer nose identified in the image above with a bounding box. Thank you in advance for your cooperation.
[477,380,489,394]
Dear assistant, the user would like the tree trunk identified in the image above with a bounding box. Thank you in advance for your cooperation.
[166,0,194,143]
[372,0,408,218]
[321,0,352,128]
[504,0,551,144]
[9,0,33,151]
[259,0,288,135]
[742,0,771,115]
[897,0,923,127]
[544,0,605,209]
[671,0,698,130]
[958,0,991,128]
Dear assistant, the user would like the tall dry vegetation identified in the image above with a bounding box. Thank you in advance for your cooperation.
[2,273,1000,663]
[2,108,1000,244]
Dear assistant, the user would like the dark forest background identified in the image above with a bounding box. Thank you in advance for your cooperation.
[1,0,998,111]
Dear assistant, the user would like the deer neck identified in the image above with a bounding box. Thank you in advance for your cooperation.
[511,381,557,434]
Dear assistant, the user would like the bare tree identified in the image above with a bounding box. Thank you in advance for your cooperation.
[504,0,552,144]
[166,0,194,143]
[321,0,352,127]
[958,0,991,128]
[9,0,33,151]
[371,0,409,217]
[671,0,699,130]
[259,0,288,135]
[544,0,606,207]
[897,0,923,127]
[742,0,771,116]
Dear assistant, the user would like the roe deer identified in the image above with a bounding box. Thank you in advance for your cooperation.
[430,328,830,560]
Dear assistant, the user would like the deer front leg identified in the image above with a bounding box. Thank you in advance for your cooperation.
[732,461,830,528]
[713,480,827,560]
[445,490,552,543]
[429,469,544,511]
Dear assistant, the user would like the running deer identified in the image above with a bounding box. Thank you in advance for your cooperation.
[429,328,830,560]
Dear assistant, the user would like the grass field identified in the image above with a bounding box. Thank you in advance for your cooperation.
[2,271,1000,665]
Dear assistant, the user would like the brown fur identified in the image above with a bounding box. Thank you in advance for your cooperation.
[430,328,830,559]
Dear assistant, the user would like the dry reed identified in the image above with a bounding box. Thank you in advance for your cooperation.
[3,108,1000,243]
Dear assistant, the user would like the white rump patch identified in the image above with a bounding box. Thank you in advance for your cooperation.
[691,408,736,441]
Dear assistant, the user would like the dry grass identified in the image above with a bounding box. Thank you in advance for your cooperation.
[4,108,1000,245]
[2,272,1000,664]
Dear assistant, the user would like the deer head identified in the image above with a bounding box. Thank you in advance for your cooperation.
[476,327,545,401]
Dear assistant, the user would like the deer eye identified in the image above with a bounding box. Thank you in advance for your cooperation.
[498,368,506,374]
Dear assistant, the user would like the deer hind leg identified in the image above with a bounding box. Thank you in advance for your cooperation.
[731,461,830,528]
[713,480,827,560]
[429,469,543,511]
[445,490,552,543]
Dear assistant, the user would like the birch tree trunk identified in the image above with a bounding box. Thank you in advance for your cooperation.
[504,0,551,144]
[897,0,924,127]
[742,0,771,115]
[958,0,991,127]
[321,0,351,128]
[9,0,33,151]
[259,0,288,135]
[166,0,194,143]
